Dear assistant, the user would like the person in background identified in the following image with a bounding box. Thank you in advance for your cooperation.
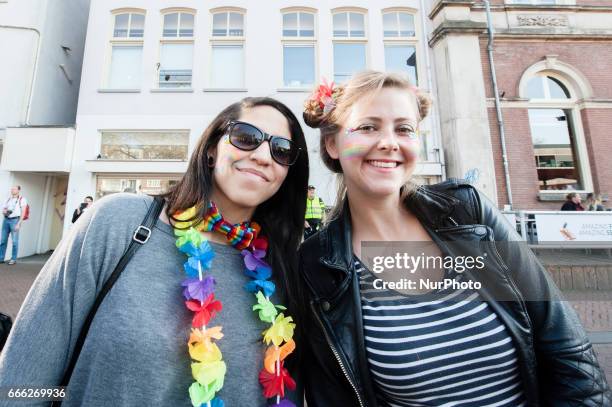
[304,185,325,240]
[585,193,605,211]
[72,196,94,223]
[0,185,28,265]
[561,192,584,211]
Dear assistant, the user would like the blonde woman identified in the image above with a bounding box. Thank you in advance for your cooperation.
[297,71,611,406]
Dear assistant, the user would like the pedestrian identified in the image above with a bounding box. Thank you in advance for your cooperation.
[297,71,611,405]
[0,97,308,406]
[585,193,605,211]
[0,185,28,265]
[304,185,325,240]
[71,196,93,223]
[561,192,585,211]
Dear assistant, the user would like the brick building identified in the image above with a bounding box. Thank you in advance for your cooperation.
[429,0,612,210]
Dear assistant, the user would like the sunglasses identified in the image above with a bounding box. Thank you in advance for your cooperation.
[225,120,301,166]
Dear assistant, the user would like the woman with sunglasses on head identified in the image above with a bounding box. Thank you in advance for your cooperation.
[0,97,307,407]
[297,71,611,406]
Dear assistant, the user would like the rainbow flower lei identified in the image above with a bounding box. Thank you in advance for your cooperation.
[173,202,297,407]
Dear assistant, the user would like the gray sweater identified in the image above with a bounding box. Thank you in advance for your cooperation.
[0,193,293,406]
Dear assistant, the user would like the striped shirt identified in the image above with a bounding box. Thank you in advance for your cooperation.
[355,257,526,407]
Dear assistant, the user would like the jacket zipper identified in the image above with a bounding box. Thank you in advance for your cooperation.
[310,301,366,407]
[488,241,533,332]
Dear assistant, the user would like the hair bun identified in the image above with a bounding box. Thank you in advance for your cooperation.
[302,99,326,129]
[303,81,345,128]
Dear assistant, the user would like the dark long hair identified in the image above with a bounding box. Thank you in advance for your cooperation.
[162,97,309,313]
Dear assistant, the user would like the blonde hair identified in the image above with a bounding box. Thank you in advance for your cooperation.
[303,70,433,222]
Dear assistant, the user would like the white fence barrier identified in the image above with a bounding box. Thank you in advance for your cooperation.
[501,210,612,249]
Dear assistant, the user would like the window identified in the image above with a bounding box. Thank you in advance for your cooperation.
[163,12,194,37]
[529,109,582,190]
[113,13,145,38]
[283,46,315,87]
[332,12,365,37]
[158,44,193,88]
[333,44,366,83]
[526,75,570,99]
[158,11,195,88]
[210,45,244,88]
[282,10,316,88]
[526,75,582,190]
[210,10,245,88]
[383,11,415,37]
[96,176,180,198]
[107,11,145,89]
[384,45,418,85]
[383,11,418,85]
[99,131,189,160]
[332,10,367,83]
[283,11,314,37]
[108,46,143,88]
[212,12,244,37]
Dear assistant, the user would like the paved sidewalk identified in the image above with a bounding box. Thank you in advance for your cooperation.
[0,253,51,320]
[1,252,611,386]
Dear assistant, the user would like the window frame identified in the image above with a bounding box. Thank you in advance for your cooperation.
[280,8,318,90]
[331,8,368,84]
[157,9,196,90]
[103,9,147,90]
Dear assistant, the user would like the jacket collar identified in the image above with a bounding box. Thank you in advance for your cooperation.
[319,186,461,272]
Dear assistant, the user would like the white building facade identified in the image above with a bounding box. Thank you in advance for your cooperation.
[68,0,446,233]
[0,0,91,258]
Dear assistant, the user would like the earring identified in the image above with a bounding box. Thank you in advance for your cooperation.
[207,155,215,168]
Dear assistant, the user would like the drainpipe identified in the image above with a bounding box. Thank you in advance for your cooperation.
[0,25,41,126]
[419,0,447,180]
[483,1,513,208]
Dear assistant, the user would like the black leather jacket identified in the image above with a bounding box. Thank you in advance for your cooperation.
[297,180,611,406]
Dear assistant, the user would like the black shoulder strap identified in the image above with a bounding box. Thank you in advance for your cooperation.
[54,196,164,400]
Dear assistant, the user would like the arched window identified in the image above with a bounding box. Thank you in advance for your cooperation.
[332,9,367,83]
[281,9,316,88]
[113,12,145,38]
[162,12,194,37]
[209,9,246,88]
[382,10,418,85]
[212,11,244,37]
[526,75,570,99]
[526,74,584,191]
[106,10,146,89]
[382,11,415,37]
[158,10,195,89]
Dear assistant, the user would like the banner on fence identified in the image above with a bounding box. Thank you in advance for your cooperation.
[534,213,612,242]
